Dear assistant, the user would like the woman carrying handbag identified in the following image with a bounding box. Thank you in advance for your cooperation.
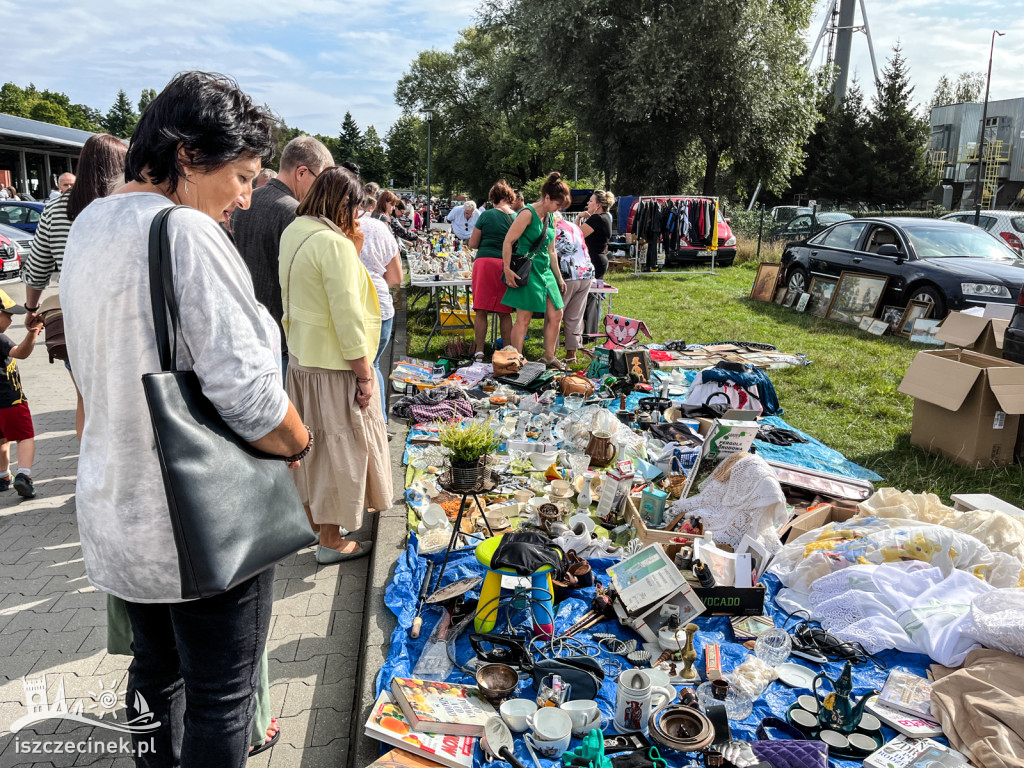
[61,73,311,768]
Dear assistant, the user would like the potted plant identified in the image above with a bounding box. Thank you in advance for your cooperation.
[438,417,501,491]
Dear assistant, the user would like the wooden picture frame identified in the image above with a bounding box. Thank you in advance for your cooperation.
[795,292,811,312]
[868,318,890,336]
[909,318,942,344]
[858,316,873,331]
[880,305,904,333]
[807,276,838,318]
[826,271,889,325]
[897,300,932,337]
[750,263,783,302]
[623,349,652,383]
[783,289,800,308]
[773,286,788,305]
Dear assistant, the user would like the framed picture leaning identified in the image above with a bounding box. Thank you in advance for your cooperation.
[807,276,838,318]
[826,271,889,325]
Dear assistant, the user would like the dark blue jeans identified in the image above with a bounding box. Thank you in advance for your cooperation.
[123,568,274,768]
[375,316,394,423]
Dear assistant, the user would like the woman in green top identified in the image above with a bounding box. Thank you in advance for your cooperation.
[468,180,517,360]
[502,172,572,369]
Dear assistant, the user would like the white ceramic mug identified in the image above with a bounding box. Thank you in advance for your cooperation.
[513,489,533,504]
[524,730,572,759]
[615,669,652,734]
[527,707,572,741]
[550,479,571,497]
[571,711,610,739]
[421,504,447,530]
[499,698,537,734]
[559,700,599,729]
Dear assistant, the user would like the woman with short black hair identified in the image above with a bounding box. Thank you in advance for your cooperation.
[61,72,310,767]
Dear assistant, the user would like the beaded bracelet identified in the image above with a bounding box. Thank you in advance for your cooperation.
[285,425,314,463]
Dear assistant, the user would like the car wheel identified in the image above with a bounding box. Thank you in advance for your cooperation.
[787,266,809,293]
[908,285,946,318]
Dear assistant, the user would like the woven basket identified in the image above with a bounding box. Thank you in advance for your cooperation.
[663,455,688,499]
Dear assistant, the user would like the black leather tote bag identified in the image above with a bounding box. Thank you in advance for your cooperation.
[142,206,316,600]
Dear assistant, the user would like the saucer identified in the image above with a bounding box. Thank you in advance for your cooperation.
[777,662,817,689]
[543,485,575,500]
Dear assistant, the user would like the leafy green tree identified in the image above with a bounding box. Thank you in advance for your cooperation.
[866,46,932,206]
[29,100,70,127]
[358,126,390,185]
[809,84,872,204]
[103,90,138,139]
[138,88,158,115]
[487,0,818,197]
[0,83,30,117]
[66,104,103,132]
[395,26,585,199]
[338,112,362,164]
[314,134,343,164]
[385,114,421,187]
[930,72,984,109]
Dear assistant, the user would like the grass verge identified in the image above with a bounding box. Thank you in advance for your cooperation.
[404,264,1024,505]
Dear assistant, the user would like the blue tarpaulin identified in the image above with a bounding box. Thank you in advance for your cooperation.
[378,535,932,768]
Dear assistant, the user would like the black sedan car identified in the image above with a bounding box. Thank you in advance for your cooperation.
[780,217,1024,318]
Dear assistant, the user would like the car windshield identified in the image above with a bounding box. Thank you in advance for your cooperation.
[906,226,1023,261]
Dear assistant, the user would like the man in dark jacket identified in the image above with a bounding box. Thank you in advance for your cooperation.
[231,136,334,373]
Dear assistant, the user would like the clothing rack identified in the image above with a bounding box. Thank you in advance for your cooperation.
[628,195,720,276]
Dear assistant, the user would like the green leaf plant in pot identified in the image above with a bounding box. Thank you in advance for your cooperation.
[438,417,501,491]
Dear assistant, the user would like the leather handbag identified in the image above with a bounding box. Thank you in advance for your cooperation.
[558,373,595,398]
[750,718,828,768]
[501,212,551,288]
[142,206,317,600]
[492,346,526,377]
[38,296,68,363]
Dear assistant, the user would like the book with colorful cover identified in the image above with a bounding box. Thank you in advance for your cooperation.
[364,692,474,768]
[368,747,448,768]
[390,678,496,737]
[865,696,943,738]
[864,735,968,768]
[878,669,934,720]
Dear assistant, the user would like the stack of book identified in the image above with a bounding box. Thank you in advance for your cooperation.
[865,669,942,737]
[363,678,496,768]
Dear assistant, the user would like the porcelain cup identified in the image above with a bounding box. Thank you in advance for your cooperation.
[526,707,571,742]
[560,700,598,729]
[499,698,537,734]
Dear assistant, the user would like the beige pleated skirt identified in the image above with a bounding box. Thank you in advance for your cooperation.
[286,361,393,530]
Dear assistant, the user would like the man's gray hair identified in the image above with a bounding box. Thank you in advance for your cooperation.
[280,135,334,173]
[463,200,476,211]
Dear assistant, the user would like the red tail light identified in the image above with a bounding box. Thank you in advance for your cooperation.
[1000,231,1023,253]
[1018,285,1024,306]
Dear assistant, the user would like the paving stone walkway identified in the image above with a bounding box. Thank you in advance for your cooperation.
[0,282,375,768]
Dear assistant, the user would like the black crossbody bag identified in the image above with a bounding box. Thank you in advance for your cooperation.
[501,211,551,288]
[141,206,316,599]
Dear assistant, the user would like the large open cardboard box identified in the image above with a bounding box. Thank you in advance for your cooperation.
[777,503,860,543]
[936,312,1009,359]
[898,349,1024,468]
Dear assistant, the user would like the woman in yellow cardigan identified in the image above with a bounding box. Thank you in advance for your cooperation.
[279,167,393,564]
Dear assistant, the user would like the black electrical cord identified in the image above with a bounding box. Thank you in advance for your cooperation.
[781,608,887,671]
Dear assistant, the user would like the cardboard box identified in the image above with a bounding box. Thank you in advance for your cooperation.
[898,349,1024,468]
[937,311,1009,358]
[692,584,766,616]
[612,584,706,643]
[950,492,1024,518]
[777,503,859,543]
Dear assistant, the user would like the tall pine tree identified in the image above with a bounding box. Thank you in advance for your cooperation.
[867,46,932,207]
[811,83,872,205]
[104,90,138,139]
[358,126,389,185]
[337,112,362,164]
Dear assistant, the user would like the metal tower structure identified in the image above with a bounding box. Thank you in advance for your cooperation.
[810,0,880,109]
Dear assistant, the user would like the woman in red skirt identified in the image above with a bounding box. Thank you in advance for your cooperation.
[468,180,517,360]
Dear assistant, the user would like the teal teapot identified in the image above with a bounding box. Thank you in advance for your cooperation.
[812,662,877,734]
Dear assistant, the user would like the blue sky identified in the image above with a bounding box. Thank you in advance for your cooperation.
[1,0,1021,138]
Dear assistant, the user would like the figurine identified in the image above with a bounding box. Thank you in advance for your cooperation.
[680,623,699,680]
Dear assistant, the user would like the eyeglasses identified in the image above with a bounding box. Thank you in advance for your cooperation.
[303,167,319,179]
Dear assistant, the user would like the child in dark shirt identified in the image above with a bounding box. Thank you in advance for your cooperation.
[0,289,42,498]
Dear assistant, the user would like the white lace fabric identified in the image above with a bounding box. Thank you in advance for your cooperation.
[669,454,788,555]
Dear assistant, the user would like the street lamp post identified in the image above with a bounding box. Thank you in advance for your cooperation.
[975,30,1004,225]
[424,108,434,229]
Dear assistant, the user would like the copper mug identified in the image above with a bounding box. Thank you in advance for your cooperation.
[586,431,616,467]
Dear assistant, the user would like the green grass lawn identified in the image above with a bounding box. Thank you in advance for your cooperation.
[405,264,1024,506]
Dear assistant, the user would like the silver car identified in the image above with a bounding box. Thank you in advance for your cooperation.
[940,210,1024,255]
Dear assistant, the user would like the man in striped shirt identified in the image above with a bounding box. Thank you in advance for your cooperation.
[22,191,72,319]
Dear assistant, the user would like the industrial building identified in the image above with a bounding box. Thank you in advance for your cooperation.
[929,97,1024,210]
[0,113,92,199]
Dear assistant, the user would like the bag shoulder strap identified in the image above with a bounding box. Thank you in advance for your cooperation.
[148,205,186,372]
[522,205,550,258]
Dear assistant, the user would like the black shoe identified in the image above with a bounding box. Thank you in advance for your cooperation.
[13,474,35,499]
[0,475,10,491]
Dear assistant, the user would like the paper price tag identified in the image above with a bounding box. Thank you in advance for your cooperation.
[994,410,1006,430]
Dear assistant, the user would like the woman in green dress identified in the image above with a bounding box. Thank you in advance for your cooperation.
[501,172,572,369]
